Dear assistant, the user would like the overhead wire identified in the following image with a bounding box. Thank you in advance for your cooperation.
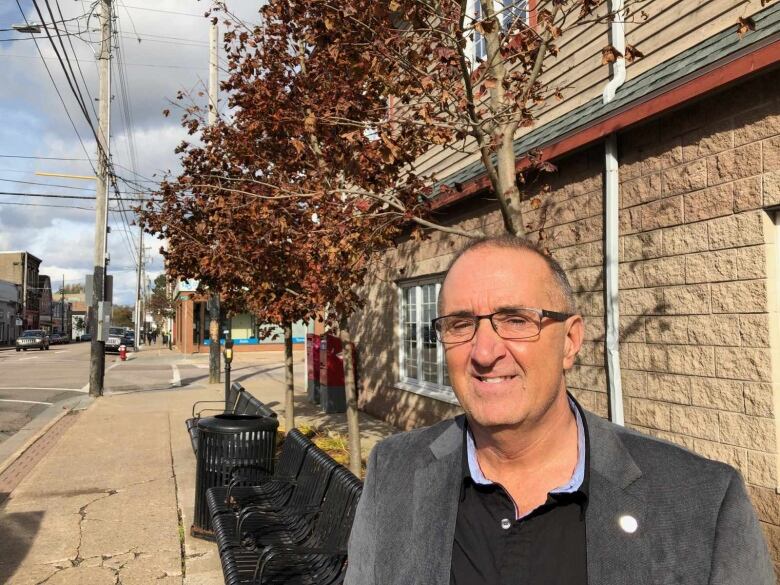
[112,8,141,268]
[0,177,97,191]
[31,0,101,150]
[13,0,97,176]
[54,0,99,123]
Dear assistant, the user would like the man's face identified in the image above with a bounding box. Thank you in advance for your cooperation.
[439,246,583,430]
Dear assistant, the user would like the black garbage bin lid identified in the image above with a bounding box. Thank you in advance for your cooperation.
[196,413,279,433]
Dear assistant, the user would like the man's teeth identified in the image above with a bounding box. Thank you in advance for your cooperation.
[479,376,512,383]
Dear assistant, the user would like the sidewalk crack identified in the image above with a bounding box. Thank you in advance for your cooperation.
[73,489,119,566]
[167,413,187,579]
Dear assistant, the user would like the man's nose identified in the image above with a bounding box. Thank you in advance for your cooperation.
[470,318,506,366]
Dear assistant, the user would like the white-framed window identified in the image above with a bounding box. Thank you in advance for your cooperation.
[469,0,531,63]
[398,278,455,403]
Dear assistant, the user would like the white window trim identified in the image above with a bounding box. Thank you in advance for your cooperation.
[397,276,456,403]
[467,0,531,65]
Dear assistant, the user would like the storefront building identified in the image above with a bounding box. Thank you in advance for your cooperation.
[172,280,307,353]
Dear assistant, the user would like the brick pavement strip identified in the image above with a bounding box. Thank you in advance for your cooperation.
[0,412,80,505]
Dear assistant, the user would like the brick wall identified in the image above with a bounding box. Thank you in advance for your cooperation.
[613,69,780,571]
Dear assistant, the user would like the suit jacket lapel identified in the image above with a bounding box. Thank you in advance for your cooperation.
[584,412,653,585]
[411,416,464,585]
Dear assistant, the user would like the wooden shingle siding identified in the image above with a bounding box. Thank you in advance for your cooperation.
[412,0,770,190]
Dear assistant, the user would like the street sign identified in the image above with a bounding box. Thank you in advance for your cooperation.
[15,318,22,327]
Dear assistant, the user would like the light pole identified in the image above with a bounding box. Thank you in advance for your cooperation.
[223,337,234,405]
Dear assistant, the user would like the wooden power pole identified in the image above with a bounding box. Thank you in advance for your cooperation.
[89,0,112,397]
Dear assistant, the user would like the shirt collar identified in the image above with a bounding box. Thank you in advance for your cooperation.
[464,396,587,494]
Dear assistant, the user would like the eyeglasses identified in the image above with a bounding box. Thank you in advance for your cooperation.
[431,308,573,344]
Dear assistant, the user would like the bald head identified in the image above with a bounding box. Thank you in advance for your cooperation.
[438,236,576,315]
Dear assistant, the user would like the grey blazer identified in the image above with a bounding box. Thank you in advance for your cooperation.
[345,410,774,585]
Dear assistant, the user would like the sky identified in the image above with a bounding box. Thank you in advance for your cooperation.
[0,0,260,305]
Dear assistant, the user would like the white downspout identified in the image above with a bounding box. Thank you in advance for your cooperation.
[603,0,626,425]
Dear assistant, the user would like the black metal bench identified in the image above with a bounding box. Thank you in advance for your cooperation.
[210,436,336,554]
[186,382,278,453]
[251,469,362,585]
[207,430,363,584]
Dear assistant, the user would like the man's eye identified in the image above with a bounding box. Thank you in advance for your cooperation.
[449,319,473,330]
[501,315,530,327]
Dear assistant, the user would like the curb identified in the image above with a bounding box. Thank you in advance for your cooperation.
[0,394,93,477]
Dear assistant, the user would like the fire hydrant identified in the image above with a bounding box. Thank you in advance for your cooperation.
[119,344,127,361]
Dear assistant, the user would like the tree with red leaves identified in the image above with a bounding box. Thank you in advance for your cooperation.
[142,0,637,473]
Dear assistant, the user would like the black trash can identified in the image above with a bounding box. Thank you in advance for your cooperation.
[191,413,279,540]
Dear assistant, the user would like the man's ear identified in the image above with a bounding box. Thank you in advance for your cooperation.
[562,314,584,371]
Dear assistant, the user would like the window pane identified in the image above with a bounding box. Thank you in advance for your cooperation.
[421,284,438,383]
[402,287,418,379]
[502,0,529,28]
[473,1,486,61]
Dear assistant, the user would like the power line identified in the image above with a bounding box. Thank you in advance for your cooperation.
[0,177,96,191]
[0,154,93,161]
[3,52,207,70]
[0,200,95,210]
[31,0,101,149]
[118,4,206,18]
[0,190,150,201]
[55,0,99,124]
[14,0,97,176]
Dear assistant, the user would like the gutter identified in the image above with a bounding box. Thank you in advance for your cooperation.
[603,0,626,425]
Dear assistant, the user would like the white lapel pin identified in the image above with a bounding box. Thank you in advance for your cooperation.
[619,514,638,534]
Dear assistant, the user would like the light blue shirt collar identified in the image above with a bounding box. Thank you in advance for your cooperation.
[466,396,586,496]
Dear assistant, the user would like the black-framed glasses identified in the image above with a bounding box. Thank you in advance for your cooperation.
[431,308,573,344]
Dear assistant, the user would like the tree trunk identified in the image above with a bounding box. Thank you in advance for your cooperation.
[339,317,362,477]
[208,292,221,384]
[284,323,295,430]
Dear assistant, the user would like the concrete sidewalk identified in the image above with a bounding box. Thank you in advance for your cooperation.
[0,349,398,584]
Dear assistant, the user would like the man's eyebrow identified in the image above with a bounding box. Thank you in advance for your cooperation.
[440,310,475,317]
[494,305,530,313]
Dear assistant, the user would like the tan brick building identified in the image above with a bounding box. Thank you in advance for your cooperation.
[348,0,780,575]
[0,251,42,330]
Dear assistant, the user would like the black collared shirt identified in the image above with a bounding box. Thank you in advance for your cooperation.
[450,409,590,585]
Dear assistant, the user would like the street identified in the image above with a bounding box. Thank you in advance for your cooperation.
[0,342,291,447]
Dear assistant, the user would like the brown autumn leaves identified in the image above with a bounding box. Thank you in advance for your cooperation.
[140,0,609,328]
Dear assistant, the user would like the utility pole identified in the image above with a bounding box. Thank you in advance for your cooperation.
[135,227,143,347]
[207,17,221,384]
[89,0,111,397]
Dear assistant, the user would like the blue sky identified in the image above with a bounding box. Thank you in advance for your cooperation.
[0,0,258,305]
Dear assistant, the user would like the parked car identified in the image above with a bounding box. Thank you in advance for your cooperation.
[123,330,136,350]
[105,326,127,353]
[16,329,50,351]
[50,333,63,345]
[80,333,92,342]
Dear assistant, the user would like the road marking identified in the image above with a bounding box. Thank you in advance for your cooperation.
[193,364,209,369]
[0,387,85,392]
[0,398,53,405]
[18,357,40,361]
[170,364,181,387]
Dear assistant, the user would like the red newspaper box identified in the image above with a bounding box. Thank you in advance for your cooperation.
[319,334,347,413]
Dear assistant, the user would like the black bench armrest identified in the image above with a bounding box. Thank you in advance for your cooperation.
[252,545,346,584]
[191,399,231,418]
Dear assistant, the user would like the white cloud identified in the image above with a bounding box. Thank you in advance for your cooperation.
[0,0,261,305]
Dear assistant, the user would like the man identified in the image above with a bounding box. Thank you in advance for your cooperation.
[345,235,773,585]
